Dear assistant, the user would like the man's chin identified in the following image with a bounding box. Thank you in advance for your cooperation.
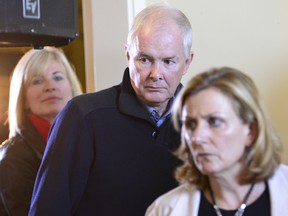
[143,96,169,106]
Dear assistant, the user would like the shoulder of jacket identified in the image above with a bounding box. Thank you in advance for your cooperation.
[0,131,43,162]
[269,164,288,186]
[151,184,198,208]
[0,136,26,160]
[146,184,200,216]
[68,85,120,115]
[277,164,288,178]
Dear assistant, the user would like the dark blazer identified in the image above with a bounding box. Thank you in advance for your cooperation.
[29,68,182,216]
[0,121,44,216]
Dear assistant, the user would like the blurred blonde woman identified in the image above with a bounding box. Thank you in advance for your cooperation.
[146,67,288,216]
[0,47,82,216]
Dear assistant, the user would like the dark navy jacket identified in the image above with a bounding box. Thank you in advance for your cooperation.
[29,68,182,216]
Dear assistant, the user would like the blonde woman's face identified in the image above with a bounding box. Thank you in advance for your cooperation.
[25,60,73,123]
[181,88,254,178]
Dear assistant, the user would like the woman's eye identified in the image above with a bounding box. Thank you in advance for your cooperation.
[183,119,196,131]
[54,75,64,81]
[208,117,222,127]
[31,78,43,85]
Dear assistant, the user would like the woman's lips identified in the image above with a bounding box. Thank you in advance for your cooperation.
[42,97,61,103]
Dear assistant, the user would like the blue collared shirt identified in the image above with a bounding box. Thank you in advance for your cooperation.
[146,97,175,127]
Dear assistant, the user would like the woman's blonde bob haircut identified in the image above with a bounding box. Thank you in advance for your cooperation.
[8,46,82,138]
[172,67,282,188]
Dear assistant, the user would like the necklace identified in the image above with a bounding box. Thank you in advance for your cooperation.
[208,182,255,216]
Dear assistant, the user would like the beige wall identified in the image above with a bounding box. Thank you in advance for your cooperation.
[83,0,288,163]
[82,0,128,92]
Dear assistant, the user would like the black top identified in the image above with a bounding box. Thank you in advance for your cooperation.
[198,183,271,216]
[0,120,45,216]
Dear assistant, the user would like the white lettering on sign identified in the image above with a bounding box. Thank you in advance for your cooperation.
[23,0,40,19]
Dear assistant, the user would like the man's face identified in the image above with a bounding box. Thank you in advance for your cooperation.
[126,22,193,112]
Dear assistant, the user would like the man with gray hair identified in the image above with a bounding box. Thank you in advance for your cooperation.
[29,4,193,216]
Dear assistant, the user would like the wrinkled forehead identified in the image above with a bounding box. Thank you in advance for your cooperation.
[131,21,184,55]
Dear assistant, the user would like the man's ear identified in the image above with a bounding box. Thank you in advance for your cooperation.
[125,44,130,62]
[183,52,194,75]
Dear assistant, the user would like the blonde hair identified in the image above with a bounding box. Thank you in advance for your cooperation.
[172,67,283,188]
[8,46,82,138]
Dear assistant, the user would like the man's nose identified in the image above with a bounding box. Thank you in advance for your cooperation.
[149,63,163,80]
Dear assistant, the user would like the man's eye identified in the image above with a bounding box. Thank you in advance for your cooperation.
[138,57,150,63]
[163,59,174,65]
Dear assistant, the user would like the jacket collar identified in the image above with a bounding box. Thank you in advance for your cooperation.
[118,68,183,122]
